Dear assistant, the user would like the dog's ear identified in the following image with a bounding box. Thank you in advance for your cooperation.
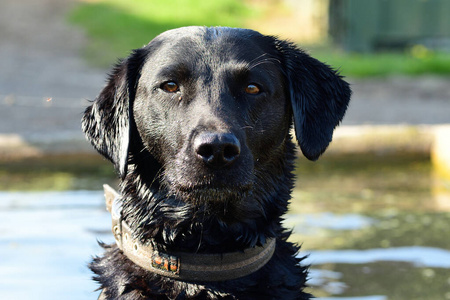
[82,49,146,178]
[276,40,351,160]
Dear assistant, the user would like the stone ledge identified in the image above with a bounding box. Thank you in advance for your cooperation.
[0,133,94,161]
[328,124,450,180]
[328,125,434,155]
[1,125,449,181]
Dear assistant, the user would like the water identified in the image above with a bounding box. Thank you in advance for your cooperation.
[0,190,110,299]
[0,153,449,299]
[290,154,450,299]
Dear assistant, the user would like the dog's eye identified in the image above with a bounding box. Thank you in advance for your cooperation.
[161,81,179,93]
[245,84,261,95]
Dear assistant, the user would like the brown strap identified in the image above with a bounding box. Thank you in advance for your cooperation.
[103,184,276,282]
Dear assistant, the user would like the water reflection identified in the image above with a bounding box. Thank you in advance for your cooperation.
[290,153,450,299]
[0,190,111,299]
[0,155,117,191]
[0,153,449,299]
[304,247,450,267]
[433,173,450,211]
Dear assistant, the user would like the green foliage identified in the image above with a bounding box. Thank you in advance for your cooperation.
[314,50,450,77]
[69,0,259,66]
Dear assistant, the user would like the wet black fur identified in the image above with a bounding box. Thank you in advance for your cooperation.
[82,27,351,299]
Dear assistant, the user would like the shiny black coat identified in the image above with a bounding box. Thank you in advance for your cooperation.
[82,26,351,299]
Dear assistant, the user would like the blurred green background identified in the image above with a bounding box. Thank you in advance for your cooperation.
[69,0,450,77]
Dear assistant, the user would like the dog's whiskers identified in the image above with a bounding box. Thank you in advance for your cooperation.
[246,53,269,67]
[247,56,281,71]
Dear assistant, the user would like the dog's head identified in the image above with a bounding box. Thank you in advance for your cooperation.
[83,26,350,211]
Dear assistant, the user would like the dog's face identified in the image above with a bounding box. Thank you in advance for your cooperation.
[132,27,291,205]
[83,26,350,221]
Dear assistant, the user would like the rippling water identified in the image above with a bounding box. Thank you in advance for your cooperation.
[0,153,449,299]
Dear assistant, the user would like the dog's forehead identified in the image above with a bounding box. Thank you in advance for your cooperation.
[144,27,277,69]
[153,26,266,46]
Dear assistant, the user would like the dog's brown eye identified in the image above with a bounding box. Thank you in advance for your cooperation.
[245,84,260,95]
[162,81,179,93]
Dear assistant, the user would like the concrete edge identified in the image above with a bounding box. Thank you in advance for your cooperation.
[328,124,450,180]
[327,124,435,155]
[0,132,95,160]
[1,125,449,179]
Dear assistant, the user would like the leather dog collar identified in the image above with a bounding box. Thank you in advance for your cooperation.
[103,184,276,282]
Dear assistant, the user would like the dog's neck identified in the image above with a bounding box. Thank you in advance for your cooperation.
[104,184,276,282]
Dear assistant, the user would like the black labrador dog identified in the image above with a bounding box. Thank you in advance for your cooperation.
[82,26,350,299]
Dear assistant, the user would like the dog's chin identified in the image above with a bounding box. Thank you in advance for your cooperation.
[177,183,251,203]
[169,183,254,219]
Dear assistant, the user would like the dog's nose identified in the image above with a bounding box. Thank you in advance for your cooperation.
[194,132,241,168]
